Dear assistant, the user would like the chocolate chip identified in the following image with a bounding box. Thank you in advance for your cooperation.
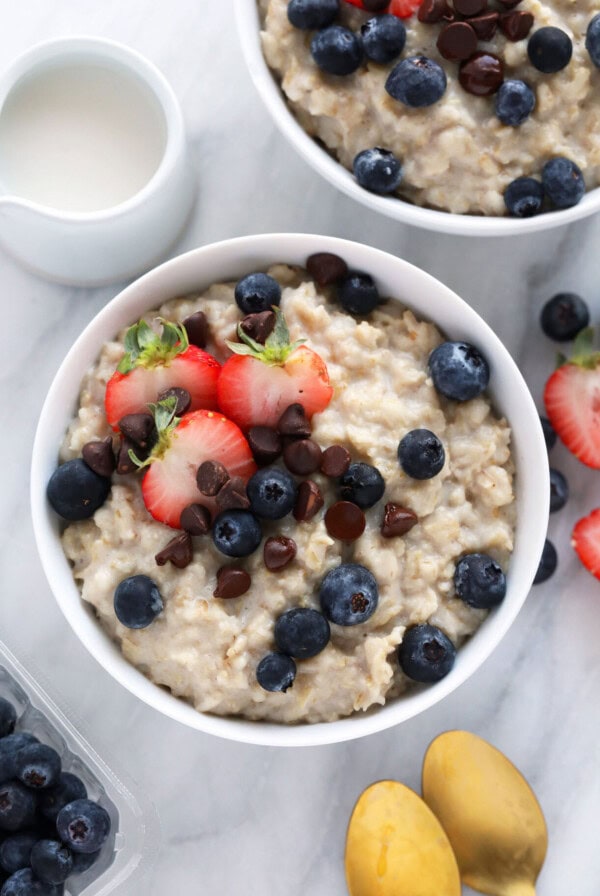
[453,0,486,15]
[155,532,193,569]
[157,387,191,416]
[283,439,322,476]
[293,480,324,522]
[324,501,366,541]
[180,503,211,535]
[459,52,504,96]
[320,445,351,478]
[362,0,389,9]
[197,460,229,497]
[468,11,498,40]
[499,9,533,40]
[263,536,297,571]
[418,0,453,23]
[215,477,250,512]
[381,503,418,538]
[183,311,209,348]
[240,311,276,345]
[214,566,251,599]
[82,437,115,478]
[497,0,522,7]
[306,253,349,286]
[437,21,478,61]
[118,413,155,448]
[248,426,282,466]
[277,403,311,438]
[116,436,139,475]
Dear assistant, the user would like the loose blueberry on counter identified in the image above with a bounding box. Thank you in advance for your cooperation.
[319,563,378,625]
[428,341,490,401]
[0,868,58,896]
[541,157,585,209]
[56,799,111,854]
[361,15,406,64]
[0,782,37,832]
[310,26,364,76]
[0,699,17,739]
[533,538,558,584]
[353,148,403,195]
[15,744,61,790]
[337,271,380,316]
[212,510,262,557]
[504,176,545,218]
[385,56,447,107]
[30,841,73,885]
[398,430,445,480]
[540,416,556,451]
[454,553,507,608]
[46,459,111,522]
[339,462,385,509]
[256,653,296,693]
[274,608,331,659]
[495,80,535,127]
[540,293,590,341]
[549,468,568,513]
[113,575,164,629]
[398,624,456,683]
[39,773,87,823]
[586,13,600,68]
[527,26,572,73]
[287,0,339,30]
[0,834,37,875]
[247,468,297,520]
[234,273,281,315]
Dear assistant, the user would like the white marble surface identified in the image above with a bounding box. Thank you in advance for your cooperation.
[1,1,599,893]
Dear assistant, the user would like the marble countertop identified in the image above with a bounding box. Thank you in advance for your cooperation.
[1,1,599,893]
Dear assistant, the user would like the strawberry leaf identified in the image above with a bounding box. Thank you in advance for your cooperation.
[559,327,600,370]
[130,397,180,469]
[116,319,190,375]
[226,308,305,366]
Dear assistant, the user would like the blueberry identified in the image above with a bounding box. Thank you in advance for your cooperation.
[586,14,600,68]
[310,26,363,76]
[361,14,406,64]
[0,782,37,832]
[339,462,385,509]
[212,510,262,557]
[533,538,558,585]
[234,273,281,315]
[30,842,72,887]
[428,341,490,401]
[540,293,590,341]
[398,624,456,683]
[39,773,87,823]
[287,0,339,30]
[256,653,296,692]
[46,459,110,522]
[0,869,59,896]
[454,553,507,609]
[274,608,330,659]
[0,834,37,874]
[542,157,585,209]
[71,850,101,874]
[0,700,17,739]
[113,575,163,629]
[398,430,445,480]
[0,736,38,783]
[504,177,545,218]
[495,80,535,127]
[528,27,572,73]
[549,468,568,513]
[540,416,556,451]
[353,148,402,195]
[385,56,447,107]
[337,272,380,316]
[319,563,378,626]
[15,745,61,791]
[56,799,110,854]
[246,468,297,520]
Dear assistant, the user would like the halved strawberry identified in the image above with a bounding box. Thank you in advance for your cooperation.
[217,309,333,431]
[105,319,220,428]
[343,0,422,18]
[137,400,256,529]
[572,509,600,580]
[543,328,600,469]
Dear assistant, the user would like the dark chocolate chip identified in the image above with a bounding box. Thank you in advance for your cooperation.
[453,0,487,15]
[381,503,418,538]
[459,52,504,96]
[180,503,211,535]
[248,426,282,466]
[277,403,311,438]
[157,387,191,416]
[418,0,453,23]
[324,501,366,541]
[240,311,276,345]
[82,437,115,478]
[306,253,349,286]
[437,21,478,61]
[118,413,155,448]
[468,11,499,40]
[362,0,389,9]
[116,436,140,475]
[214,566,251,599]
[215,477,250,512]
[499,9,533,40]
[183,311,209,348]
[197,460,229,497]
[320,445,352,478]
[155,532,193,569]
[263,536,297,571]
[497,0,522,8]
[283,439,322,476]
[293,480,324,522]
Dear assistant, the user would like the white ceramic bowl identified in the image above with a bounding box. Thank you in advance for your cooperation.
[235,0,600,238]
[31,234,549,746]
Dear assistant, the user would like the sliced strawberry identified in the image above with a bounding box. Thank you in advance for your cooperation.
[105,319,220,428]
[572,509,600,580]
[217,309,333,430]
[543,328,600,469]
[343,0,422,18]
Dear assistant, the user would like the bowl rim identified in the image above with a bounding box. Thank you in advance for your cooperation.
[234,0,600,237]
[30,233,549,747]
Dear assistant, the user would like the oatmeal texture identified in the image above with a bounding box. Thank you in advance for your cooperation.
[61,266,515,723]
[259,0,600,215]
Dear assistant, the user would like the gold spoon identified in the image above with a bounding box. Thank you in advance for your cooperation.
[345,780,461,896]
[422,730,548,896]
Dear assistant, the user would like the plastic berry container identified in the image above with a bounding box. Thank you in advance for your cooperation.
[0,637,159,894]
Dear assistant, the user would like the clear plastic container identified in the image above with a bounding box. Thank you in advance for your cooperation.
[0,638,159,894]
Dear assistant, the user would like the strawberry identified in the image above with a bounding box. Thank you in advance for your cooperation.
[105,319,220,428]
[135,399,257,529]
[543,328,600,469]
[217,309,333,431]
[572,509,600,580]
[343,0,422,18]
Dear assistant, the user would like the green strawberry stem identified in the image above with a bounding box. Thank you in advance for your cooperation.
[226,307,305,366]
[128,397,180,469]
[118,318,189,374]
[556,327,600,370]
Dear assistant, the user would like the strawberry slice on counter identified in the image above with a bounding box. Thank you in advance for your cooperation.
[572,509,600,580]
[105,319,220,428]
[543,328,600,469]
[217,308,333,431]
[343,0,422,18]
